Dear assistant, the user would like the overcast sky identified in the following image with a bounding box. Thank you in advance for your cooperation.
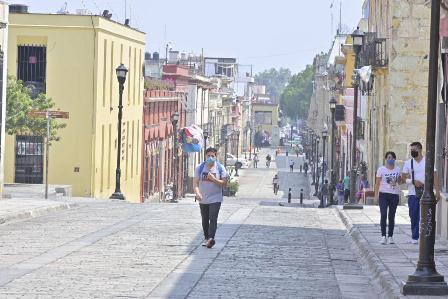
[14,0,362,74]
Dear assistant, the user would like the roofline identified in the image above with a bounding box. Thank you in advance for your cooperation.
[10,12,146,34]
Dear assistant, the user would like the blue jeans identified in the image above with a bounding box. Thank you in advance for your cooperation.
[379,192,399,237]
[408,195,420,240]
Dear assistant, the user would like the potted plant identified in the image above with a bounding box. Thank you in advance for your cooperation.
[227,180,239,196]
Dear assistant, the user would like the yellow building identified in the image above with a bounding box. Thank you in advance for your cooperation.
[5,11,145,202]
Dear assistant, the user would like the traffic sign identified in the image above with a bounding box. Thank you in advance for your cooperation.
[28,110,69,119]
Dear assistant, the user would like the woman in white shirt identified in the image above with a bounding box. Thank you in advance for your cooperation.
[374,151,401,245]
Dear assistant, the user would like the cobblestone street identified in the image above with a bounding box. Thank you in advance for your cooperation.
[0,150,378,298]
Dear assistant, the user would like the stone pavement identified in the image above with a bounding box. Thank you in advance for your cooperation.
[0,198,77,225]
[0,147,379,298]
[337,205,448,299]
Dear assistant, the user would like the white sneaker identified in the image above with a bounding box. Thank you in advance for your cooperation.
[388,237,395,244]
[201,239,208,247]
[411,239,418,244]
[380,236,387,245]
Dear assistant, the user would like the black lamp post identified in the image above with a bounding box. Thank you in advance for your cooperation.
[171,112,179,202]
[203,130,209,160]
[110,64,128,200]
[224,136,229,168]
[329,97,337,206]
[345,27,364,210]
[311,133,316,185]
[314,136,320,196]
[401,0,448,295]
[249,124,253,160]
[320,128,328,207]
[235,130,240,177]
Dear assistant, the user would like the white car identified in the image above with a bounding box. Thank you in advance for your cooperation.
[226,153,248,168]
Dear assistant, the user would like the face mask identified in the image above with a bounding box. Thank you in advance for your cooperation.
[206,156,216,164]
[386,159,395,166]
[411,150,419,158]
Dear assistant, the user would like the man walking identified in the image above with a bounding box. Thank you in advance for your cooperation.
[402,142,441,244]
[321,179,329,207]
[289,159,295,172]
[304,162,309,176]
[194,147,228,249]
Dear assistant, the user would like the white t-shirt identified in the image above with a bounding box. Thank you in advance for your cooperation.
[376,166,401,195]
[402,158,425,196]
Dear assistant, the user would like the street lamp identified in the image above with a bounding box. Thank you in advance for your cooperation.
[110,64,128,200]
[329,97,337,206]
[171,112,179,202]
[234,130,240,177]
[402,0,448,295]
[320,128,328,208]
[224,136,229,168]
[345,27,365,210]
[314,136,320,196]
[311,133,316,185]
[203,130,209,160]
[249,123,253,160]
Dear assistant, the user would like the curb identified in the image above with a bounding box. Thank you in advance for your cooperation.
[334,207,403,299]
[0,202,79,225]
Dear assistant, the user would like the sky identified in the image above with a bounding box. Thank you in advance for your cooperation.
[15,0,362,74]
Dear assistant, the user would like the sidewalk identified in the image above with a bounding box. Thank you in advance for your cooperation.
[0,198,78,225]
[336,205,448,298]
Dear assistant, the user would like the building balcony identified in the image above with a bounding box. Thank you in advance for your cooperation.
[360,33,388,68]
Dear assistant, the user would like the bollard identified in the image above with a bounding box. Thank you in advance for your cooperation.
[288,188,292,203]
[300,189,303,205]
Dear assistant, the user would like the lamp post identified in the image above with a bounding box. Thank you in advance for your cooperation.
[224,136,229,168]
[401,0,448,295]
[320,129,328,207]
[235,130,240,177]
[171,112,179,202]
[311,133,316,185]
[110,64,128,200]
[329,97,337,206]
[345,27,364,209]
[203,130,209,160]
[249,124,253,160]
[314,136,320,196]
[290,125,293,142]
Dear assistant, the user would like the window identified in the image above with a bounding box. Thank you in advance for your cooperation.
[17,45,46,98]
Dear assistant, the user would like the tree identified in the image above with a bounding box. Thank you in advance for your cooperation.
[6,76,66,141]
[280,64,315,120]
[254,68,291,100]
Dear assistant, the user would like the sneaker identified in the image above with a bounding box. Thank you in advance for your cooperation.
[388,237,395,244]
[411,239,418,244]
[206,238,216,248]
[201,239,208,247]
[380,236,387,245]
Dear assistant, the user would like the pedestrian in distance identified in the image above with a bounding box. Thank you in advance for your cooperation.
[336,180,344,205]
[343,174,350,203]
[194,147,229,249]
[299,164,303,173]
[289,159,295,172]
[375,151,401,245]
[266,154,272,168]
[295,149,299,157]
[304,162,309,176]
[272,174,279,195]
[253,154,259,168]
[321,179,329,207]
[401,142,441,244]
[286,150,289,157]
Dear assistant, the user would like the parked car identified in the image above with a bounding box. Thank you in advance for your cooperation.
[226,153,248,168]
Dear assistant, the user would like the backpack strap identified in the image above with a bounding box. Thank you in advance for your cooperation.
[411,159,415,185]
[199,161,224,180]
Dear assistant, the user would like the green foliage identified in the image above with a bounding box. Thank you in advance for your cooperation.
[6,76,67,141]
[144,79,171,90]
[254,68,291,100]
[280,64,315,120]
[227,179,239,195]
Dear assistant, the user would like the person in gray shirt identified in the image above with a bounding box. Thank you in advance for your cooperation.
[194,147,228,248]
